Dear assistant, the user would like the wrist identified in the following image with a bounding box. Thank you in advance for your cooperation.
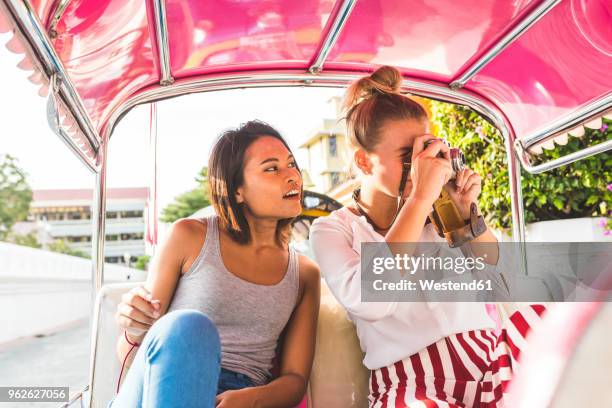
[404,195,433,215]
[124,330,144,346]
[237,386,263,408]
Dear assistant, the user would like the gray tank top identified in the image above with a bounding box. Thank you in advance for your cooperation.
[167,215,300,385]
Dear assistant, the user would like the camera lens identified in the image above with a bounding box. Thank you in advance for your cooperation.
[449,148,465,172]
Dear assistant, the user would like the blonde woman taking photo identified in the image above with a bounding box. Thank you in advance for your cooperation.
[310,66,545,408]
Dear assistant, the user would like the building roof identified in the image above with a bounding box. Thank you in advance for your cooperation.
[300,119,345,148]
[299,130,333,149]
[33,188,148,202]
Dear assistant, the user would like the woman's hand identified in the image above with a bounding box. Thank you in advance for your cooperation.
[215,388,258,408]
[445,167,482,219]
[115,286,161,342]
[409,136,453,206]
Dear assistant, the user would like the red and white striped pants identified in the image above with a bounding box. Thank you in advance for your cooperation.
[369,305,547,408]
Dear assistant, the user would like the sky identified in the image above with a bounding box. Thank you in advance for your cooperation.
[0,33,345,210]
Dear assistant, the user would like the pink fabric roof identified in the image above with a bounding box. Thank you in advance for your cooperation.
[325,0,540,81]
[2,0,611,144]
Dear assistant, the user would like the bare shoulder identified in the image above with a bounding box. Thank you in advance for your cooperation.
[159,218,209,274]
[167,217,208,243]
[297,254,320,288]
[160,218,207,259]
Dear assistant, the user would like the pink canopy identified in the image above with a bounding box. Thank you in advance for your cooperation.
[1,0,611,171]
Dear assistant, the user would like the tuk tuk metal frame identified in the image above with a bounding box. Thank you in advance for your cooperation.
[1,0,611,405]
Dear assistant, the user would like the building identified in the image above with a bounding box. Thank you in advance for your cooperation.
[299,97,352,195]
[20,187,147,265]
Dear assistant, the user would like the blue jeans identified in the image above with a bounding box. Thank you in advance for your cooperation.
[108,310,254,407]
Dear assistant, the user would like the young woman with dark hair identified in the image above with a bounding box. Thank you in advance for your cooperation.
[309,66,545,408]
[110,121,320,408]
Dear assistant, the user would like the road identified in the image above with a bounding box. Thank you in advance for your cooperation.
[0,320,89,407]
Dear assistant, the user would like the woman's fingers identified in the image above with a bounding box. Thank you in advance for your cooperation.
[131,294,160,319]
[434,157,453,184]
[454,168,466,190]
[464,182,481,198]
[134,286,152,302]
[410,134,429,159]
[462,172,481,193]
[118,303,156,325]
[115,311,151,333]
[455,169,479,193]
[121,287,160,318]
[421,138,450,159]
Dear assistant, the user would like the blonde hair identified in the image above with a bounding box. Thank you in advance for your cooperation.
[343,66,428,152]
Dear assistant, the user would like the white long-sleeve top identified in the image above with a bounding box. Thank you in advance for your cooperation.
[309,206,499,370]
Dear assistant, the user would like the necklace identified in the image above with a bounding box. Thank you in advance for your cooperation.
[351,188,394,232]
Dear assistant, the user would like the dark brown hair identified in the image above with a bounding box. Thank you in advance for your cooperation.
[208,120,299,246]
[344,65,428,151]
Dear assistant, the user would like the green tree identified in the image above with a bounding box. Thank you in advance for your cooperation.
[9,232,42,249]
[161,167,211,223]
[47,238,89,258]
[429,102,611,231]
[134,254,151,271]
[0,154,33,240]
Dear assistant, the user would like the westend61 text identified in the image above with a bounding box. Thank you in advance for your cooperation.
[371,254,487,275]
[373,279,494,292]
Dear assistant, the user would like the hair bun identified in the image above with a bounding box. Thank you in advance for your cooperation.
[343,65,402,112]
[368,65,402,94]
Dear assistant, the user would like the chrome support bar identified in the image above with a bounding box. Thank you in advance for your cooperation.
[105,74,358,135]
[60,385,88,407]
[521,94,612,149]
[47,73,98,172]
[152,0,173,85]
[505,130,528,275]
[309,0,357,74]
[91,138,108,293]
[3,0,101,153]
[516,138,612,174]
[48,0,70,38]
[515,94,611,174]
[147,102,159,252]
[88,134,107,408]
[450,0,561,89]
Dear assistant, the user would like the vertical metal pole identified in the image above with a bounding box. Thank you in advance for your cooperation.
[152,0,174,85]
[146,103,159,254]
[505,133,528,276]
[92,138,108,292]
[88,134,107,408]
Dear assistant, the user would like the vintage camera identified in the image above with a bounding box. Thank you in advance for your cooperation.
[421,138,486,248]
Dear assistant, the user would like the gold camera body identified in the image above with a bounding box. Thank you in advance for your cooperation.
[421,139,486,248]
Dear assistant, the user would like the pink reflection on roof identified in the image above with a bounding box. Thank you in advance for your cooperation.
[467,0,612,137]
[326,0,540,80]
[167,0,335,76]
